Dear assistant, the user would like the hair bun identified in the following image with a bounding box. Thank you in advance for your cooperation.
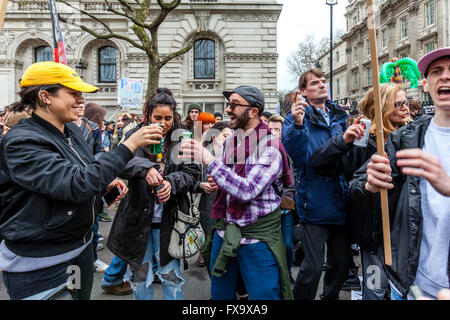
[156,87,173,96]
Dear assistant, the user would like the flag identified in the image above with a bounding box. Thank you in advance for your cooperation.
[48,0,67,64]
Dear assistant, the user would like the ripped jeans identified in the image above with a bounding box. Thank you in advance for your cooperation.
[129,228,184,300]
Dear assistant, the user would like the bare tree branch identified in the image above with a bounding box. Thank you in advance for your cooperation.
[103,0,150,30]
[159,29,199,68]
[57,0,145,50]
[149,0,181,31]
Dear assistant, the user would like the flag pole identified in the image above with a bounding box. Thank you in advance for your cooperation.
[366,0,392,266]
[0,0,8,33]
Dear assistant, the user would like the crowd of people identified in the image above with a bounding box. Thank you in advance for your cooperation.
[0,47,449,301]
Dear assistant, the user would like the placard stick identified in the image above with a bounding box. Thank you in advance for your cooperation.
[366,0,392,266]
[0,0,8,33]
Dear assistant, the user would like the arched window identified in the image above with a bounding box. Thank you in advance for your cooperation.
[35,46,53,62]
[194,39,215,79]
[98,46,116,83]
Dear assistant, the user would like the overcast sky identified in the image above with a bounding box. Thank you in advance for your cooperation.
[276,0,347,91]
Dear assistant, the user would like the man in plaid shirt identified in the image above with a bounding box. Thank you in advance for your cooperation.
[179,85,293,300]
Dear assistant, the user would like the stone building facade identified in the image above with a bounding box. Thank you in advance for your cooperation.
[318,0,448,108]
[0,0,282,119]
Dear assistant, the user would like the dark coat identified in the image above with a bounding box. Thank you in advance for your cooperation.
[107,124,201,269]
[309,133,381,252]
[349,115,433,297]
[0,113,133,257]
[281,100,349,225]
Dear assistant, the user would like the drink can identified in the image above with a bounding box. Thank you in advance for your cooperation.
[149,123,163,154]
[353,118,372,147]
[154,183,165,204]
[179,131,192,155]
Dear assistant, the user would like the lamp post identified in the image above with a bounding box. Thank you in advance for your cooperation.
[75,59,87,78]
[326,0,337,101]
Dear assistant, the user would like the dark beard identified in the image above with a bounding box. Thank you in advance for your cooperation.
[233,108,251,129]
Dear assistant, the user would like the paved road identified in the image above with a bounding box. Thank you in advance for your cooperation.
[0,205,360,300]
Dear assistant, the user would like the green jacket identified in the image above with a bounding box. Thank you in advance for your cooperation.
[202,207,293,300]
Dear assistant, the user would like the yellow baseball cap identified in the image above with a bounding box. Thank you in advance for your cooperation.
[19,61,99,93]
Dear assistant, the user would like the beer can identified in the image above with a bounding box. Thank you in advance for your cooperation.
[149,123,163,154]
[179,131,192,155]
[353,118,372,147]
[154,184,165,204]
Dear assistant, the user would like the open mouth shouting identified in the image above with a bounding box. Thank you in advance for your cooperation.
[437,86,450,99]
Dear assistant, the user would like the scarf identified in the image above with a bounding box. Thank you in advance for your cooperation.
[211,120,292,219]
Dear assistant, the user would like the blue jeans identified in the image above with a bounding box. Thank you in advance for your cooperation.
[2,242,94,300]
[129,228,184,300]
[102,255,128,287]
[210,231,281,300]
[281,211,294,273]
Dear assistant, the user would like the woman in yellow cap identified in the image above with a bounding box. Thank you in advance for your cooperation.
[0,61,162,300]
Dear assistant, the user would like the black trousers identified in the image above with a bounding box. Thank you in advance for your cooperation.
[293,223,351,300]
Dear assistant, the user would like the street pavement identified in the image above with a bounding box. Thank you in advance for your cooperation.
[0,204,360,300]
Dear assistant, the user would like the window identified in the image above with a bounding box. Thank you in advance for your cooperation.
[98,46,116,83]
[353,46,358,62]
[425,42,435,53]
[194,39,215,79]
[400,52,409,59]
[353,15,357,28]
[425,1,435,27]
[366,39,370,56]
[35,46,52,62]
[354,72,359,90]
[336,50,339,62]
[382,29,387,49]
[336,78,340,96]
[367,67,372,86]
[401,16,408,39]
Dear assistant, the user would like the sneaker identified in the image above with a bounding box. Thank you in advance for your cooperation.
[94,259,109,272]
[102,281,133,295]
[99,212,112,222]
[96,242,104,251]
[196,254,206,267]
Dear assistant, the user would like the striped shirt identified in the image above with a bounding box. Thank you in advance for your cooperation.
[206,140,283,244]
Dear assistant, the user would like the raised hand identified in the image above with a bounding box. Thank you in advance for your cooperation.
[365,153,394,193]
[291,90,309,126]
[123,125,163,153]
[397,148,450,197]
[343,115,366,144]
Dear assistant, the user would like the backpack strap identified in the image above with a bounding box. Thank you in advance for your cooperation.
[82,118,93,132]
[272,181,282,197]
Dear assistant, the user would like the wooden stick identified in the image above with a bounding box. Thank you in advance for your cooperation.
[0,0,8,33]
[366,0,392,266]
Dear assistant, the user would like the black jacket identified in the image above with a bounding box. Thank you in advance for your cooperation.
[0,113,133,257]
[349,115,433,297]
[107,124,201,269]
[310,133,380,252]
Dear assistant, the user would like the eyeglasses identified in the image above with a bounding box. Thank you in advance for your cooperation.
[394,100,410,109]
[226,102,252,111]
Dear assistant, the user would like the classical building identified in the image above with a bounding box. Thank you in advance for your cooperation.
[0,0,282,119]
[318,0,448,108]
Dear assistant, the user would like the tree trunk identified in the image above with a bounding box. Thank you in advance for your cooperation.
[146,60,160,103]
